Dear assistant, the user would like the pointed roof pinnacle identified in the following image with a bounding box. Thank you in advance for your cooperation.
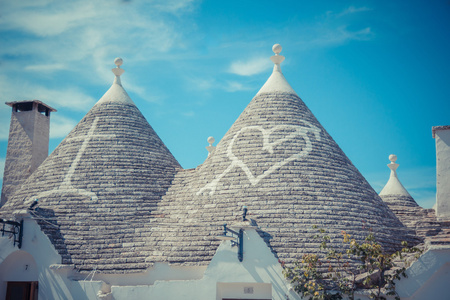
[270,44,285,71]
[257,44,296,95]
[379,154,411,196]
[387,154,400,175]
[112,57,125,86]
[206,136,216,157]
[96,57,135,105]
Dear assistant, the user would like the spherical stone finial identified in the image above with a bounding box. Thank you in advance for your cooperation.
[114,57,123,68]
[111,57,125,80]
[272,44,282,55]
[389,154,397,163]
[206,136,216,156]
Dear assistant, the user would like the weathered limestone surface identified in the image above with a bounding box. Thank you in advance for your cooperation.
[1,105,51,207]
[0,83,418,273]
[1,94,181,273]
[381,194,419,208]
[381,193,450,247]
[146,92,418,269]
[382,195,441,238]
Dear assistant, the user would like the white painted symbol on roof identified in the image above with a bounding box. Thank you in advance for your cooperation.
[27,117,116,204]
[197,121,321,196]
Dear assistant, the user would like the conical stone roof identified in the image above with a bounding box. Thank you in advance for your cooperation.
[378,155,441,239]
[0,50,419,272]
[144,45,417,267]
[380,154,419,207]
[1,59,181,273]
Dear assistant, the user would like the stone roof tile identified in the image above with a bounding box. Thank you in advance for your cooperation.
[147,89,418,269]
[0,66,180,273]
[0,50,420,273]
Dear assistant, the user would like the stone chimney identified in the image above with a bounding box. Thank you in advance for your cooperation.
[1,100,56,207]
[432,125,450,220]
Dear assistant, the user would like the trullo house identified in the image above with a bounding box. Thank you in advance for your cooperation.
[1,45,449,300]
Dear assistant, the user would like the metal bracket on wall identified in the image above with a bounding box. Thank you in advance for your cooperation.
[1,219,23,248]
[216,224,244,262]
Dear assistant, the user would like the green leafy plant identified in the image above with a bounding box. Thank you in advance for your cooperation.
[282,226,421,300]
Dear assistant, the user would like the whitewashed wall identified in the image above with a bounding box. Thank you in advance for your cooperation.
[111,228,299,300]
[396,247,450,300]
[2,217,448,300]
[0,218,298,300]
[0,218,100,300]
[434,127,450,220]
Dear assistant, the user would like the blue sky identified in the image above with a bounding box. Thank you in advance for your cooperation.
[0,0,449,208]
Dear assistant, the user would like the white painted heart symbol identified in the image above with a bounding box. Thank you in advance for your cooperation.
[197,120,321,195]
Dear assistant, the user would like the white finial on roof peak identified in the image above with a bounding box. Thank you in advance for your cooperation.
[387,154,399,174]
[380,154,411,196]
[256,44,295,95]
[96,57,136,105]
[112,57,125,85]
[270,44,285,66]
[272,44,282,55]
[389,154,397,163]
[114,57,123,68]
[206,136,216,157]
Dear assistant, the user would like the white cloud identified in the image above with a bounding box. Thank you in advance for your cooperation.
[294,5,373,50]
[0,75,96,112]
[24,64,66,72]
[0,74,96,142]
[224,81,253,92]
[124,78,163,104]
[32,86,96,111]
[0,81,95,141]
[152,0,197,13]
[337,6,372,17]
[306,26,373,48]
[0,0,195,38]
[50,115,78,139]
[185,76,254,93]
[0,0,197,87]
[0,2,98,36]
[228,57,272,76]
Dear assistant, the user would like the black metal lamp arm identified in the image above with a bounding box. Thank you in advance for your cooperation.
[222,224,244,262]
